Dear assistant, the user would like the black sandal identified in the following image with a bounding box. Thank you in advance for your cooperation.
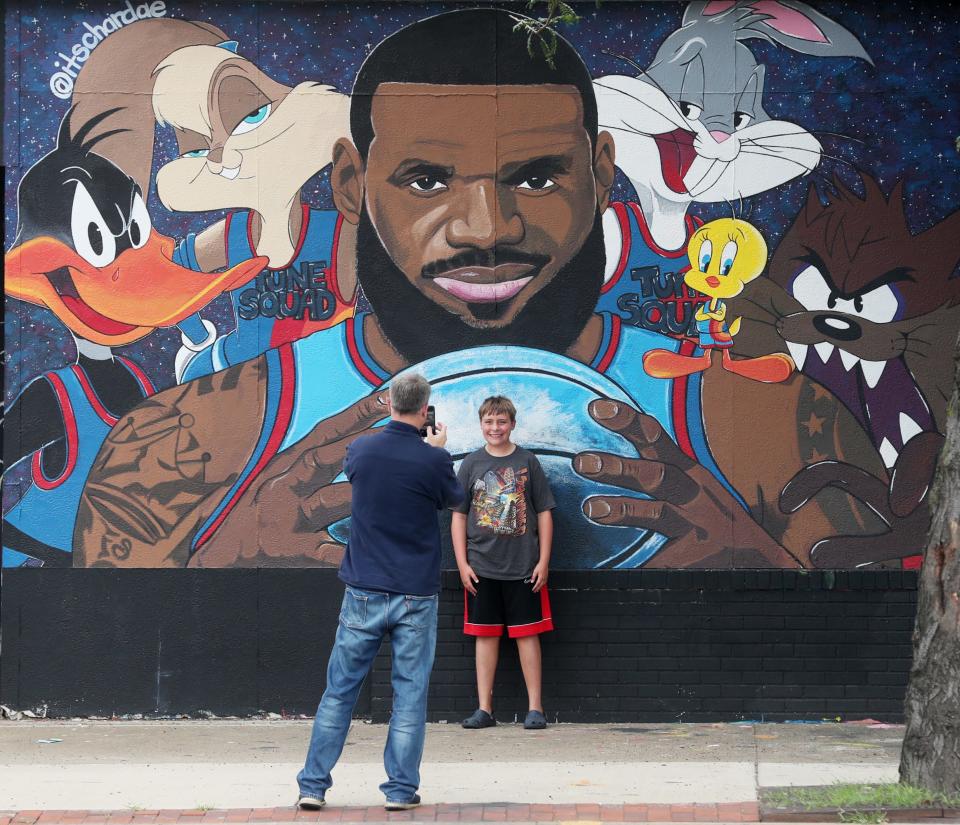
[524,710,547,729]
[462,708,497,728]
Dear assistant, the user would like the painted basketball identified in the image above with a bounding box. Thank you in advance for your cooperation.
[399,346,668,569]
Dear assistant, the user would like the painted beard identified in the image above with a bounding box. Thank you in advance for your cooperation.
[356,208,605,365]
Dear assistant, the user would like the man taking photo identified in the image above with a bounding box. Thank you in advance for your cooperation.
[296,373,463,811]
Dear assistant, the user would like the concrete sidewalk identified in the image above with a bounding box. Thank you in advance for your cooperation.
[0,719,902,816]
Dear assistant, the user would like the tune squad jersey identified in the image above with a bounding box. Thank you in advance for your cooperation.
[597,202,704,339]
[174,205,354,382]
[186,311,743,567]
[3,359,155,567]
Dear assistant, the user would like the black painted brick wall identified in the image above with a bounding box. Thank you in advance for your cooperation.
[372,570,919,723]
[1,568,917,721]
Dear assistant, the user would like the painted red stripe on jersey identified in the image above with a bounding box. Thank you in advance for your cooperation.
[224,211,235,265]
[117,357,155,396]
[629,202,690,259]
[32,373,79,490]
[71,364,118,426]
[595,314,622,374]
[193,344,296,550]
[249,203,310,271]
[600,202,633,295]
[345,317,382,387]
[327,214,348,305]
[671,339,697,460]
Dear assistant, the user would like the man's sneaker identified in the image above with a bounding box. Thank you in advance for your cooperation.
[297,795,326,810]
[385,794,421,811]
[524,709,548,730]
[462,708,496,729]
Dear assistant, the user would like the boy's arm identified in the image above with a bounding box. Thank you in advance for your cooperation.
[531,509,553,592]
[528,454,555,592]
[451,512,478,595]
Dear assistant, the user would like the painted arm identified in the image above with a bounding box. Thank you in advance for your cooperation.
[3,378,65,471]
[172,219,239,383]
[73,358,269,568]
[696,300,726,322]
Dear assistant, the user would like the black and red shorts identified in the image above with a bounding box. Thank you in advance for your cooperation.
[463,576,554,638]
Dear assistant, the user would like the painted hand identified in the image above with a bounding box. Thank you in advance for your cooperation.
[191,391,388,567]
[574,399,802,568]
[780,431,944,567]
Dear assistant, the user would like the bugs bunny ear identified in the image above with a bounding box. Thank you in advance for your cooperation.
[682,2,727,26]
[730,1,874,64]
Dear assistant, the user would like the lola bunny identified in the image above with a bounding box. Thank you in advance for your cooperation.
[594,1,871,253]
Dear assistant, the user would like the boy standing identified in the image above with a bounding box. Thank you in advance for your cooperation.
[452,396,556,731]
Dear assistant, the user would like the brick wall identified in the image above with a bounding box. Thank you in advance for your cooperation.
[373,570,918,723]
[1,569,917,720]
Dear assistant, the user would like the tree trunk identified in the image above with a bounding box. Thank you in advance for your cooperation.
[899,332,960,793]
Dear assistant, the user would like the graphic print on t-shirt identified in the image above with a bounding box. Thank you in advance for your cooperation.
[471,466,528,536]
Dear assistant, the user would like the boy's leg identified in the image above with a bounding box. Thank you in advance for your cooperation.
[476,636,500,713]
[505,579,554,715]
[380,593,439,804]
[463,577,505,716]
[516,635,543,712]
[297,588,386,800]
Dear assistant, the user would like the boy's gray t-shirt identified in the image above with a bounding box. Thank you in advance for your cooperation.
[454,446,556,580]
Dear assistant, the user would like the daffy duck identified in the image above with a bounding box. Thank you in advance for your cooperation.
[3,106,266,567]
[643,218,795,383]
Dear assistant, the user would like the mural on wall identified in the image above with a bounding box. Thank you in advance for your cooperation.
[3,0,959,571]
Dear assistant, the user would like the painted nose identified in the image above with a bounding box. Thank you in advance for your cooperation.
[813,313,862,341]
[206,146,224,164]
[709,130,731,144]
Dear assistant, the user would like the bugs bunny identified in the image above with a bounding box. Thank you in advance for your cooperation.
[594,1,871,252]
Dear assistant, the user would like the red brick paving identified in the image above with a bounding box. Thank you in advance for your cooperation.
[0,804,762,823]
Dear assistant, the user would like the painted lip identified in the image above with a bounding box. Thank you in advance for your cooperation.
[705,276,721,288]
[429,263,537,304]
[654,128,698,194]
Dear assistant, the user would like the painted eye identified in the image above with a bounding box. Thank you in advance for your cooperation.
[409,177,447,192]
[71,181,116,267]
[231,103,272,135]
[734,111,752,130]
[517,176,556,191]
[679,101,702,121]
[698,239,713,271]
[719,240,738,276]
[853,284,901,324]
[791,265,832,311]
[127,192,151,250]
[182,149,209,158]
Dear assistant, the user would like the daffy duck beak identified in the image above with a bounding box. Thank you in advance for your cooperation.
[6,232,267,346]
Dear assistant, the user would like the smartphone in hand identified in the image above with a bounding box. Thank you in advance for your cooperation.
[419,405,436,437]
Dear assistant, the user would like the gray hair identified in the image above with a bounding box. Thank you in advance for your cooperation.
[390,372,431,415]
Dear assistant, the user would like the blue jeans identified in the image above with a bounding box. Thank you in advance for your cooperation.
[297,586,439,803]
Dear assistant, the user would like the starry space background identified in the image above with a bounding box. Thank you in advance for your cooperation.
[3,0,959,506]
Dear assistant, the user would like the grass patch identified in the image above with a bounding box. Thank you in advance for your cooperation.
[765,783,960,812]
[839,812,887,824]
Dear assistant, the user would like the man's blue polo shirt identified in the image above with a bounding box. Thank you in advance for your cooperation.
[339,420,464,596]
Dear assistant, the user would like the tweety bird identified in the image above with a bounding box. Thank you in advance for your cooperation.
[643,217,795,383]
